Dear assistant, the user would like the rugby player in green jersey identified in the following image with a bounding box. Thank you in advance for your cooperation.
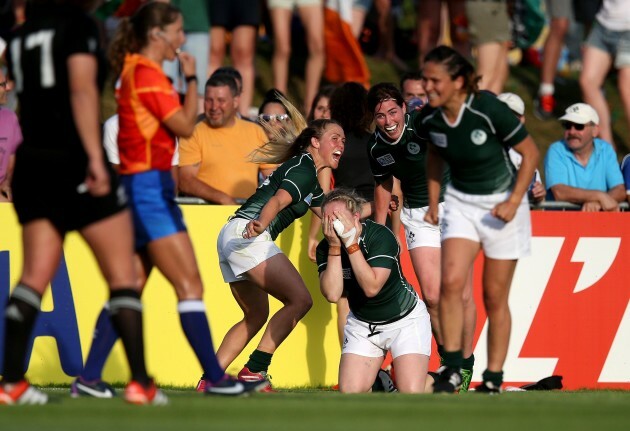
[317,189,432,393]
[367,83,477,391]
[422,46,539,394]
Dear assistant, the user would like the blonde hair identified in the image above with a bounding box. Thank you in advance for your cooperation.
[321,189,367,216]
[250,93,340,164]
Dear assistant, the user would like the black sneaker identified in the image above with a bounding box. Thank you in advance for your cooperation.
[70,377,116,398]
[204,374,269,396]
[371,369,397,393]
[474,380,502,394]
[432,366,462,393]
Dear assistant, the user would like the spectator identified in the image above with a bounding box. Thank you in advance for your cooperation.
[373,0,407,70]
[579,0,630,147]
[208,0,259,117]
[258,88,292,140]
[417,0,470,68]
[268,0,325,113]
[367,82,477,391]
[422,45,539,394]
[544,103,625,211]
[317,189,431,393]
[0,68,21,202]
[400,71,428,110]
[178,75,273,204]
[307,84,335,123]
[533,0,573,120]
[465,0,511,94]
[497,92,546,203]
[163,0,211,114]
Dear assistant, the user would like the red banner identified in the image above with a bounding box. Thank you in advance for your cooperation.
[399,211,630,390]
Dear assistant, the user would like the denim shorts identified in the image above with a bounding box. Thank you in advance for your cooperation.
[585,20,630,68]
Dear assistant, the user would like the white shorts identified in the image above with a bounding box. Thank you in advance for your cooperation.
[400,203,445,250]
[442,185,531,260]
[342,302,431,359]
[217,217,283,283]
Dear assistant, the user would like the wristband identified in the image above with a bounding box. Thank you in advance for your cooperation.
[185,75,198,84]
[346,243,360,254]
[328,246,341,256]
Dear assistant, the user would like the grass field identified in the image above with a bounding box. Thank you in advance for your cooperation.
[2,389,630,431]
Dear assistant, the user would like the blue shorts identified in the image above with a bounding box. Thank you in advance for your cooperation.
[121,170,186,250]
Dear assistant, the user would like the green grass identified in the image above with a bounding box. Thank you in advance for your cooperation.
[2,389,630,431]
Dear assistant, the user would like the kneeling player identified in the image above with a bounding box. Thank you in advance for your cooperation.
[317,189,431,393]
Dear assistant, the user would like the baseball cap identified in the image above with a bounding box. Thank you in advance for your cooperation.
[559,103,599,125]
[497,92,525,116]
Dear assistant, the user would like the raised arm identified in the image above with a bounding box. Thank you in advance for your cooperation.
[163,52,198,138]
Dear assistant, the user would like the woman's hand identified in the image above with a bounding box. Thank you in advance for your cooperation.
[242,219,266,239]
[491,199,519,222]
[322,215,342,247]
[333,210,359,247]
[424,205,439,225]
[85,158,110,197]
[178,52,196,77]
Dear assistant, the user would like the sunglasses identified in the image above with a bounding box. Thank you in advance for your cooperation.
[562,122,589,131]
[258,114,289,122]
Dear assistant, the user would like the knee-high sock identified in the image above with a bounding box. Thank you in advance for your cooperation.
[108,289,149,386]
[178,300,224,383]
[80,304,119,381]
[2,284,41,383]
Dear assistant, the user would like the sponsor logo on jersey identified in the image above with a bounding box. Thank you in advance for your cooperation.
[305,193,313,205]
[376,154,395,166]
[429,132,447,148]
[407,141,420,155]
[471,129,487,145]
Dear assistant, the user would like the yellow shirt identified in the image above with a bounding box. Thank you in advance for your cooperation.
[178,118,268,200]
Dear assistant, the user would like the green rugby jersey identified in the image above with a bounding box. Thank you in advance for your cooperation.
[316,219,418,324]
[420,92,529,195]
[235,152,324,240]
[368,110,449,208]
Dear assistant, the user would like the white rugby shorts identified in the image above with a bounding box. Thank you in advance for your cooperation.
[342,302,431,359]
[400,203,445,249]
[217,217,283,283]
[442,185,531,260]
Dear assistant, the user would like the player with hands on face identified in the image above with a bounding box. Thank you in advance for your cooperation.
[317,189,432,394]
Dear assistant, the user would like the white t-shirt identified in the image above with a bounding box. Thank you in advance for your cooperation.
[596,0,630,31]
[103,114,179,166]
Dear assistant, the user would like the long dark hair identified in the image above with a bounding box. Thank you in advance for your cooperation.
[108,2,181,76]
[330,82,372,135]
[423,45,480,94]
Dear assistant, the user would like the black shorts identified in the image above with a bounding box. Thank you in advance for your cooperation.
[210,0,260,30]
[11,145,127,234]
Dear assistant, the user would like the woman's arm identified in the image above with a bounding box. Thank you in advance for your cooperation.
[308,168,332,262]
[319,214,345,302]
[163,52,198,138]
[68,54,108,196]
[243,189,293,238]
[492,136,540,222]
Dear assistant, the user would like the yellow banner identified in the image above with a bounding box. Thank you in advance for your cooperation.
[0,203,341,388]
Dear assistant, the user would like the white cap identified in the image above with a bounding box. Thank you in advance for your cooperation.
[497,92,525,116]
[559,103,599,125]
